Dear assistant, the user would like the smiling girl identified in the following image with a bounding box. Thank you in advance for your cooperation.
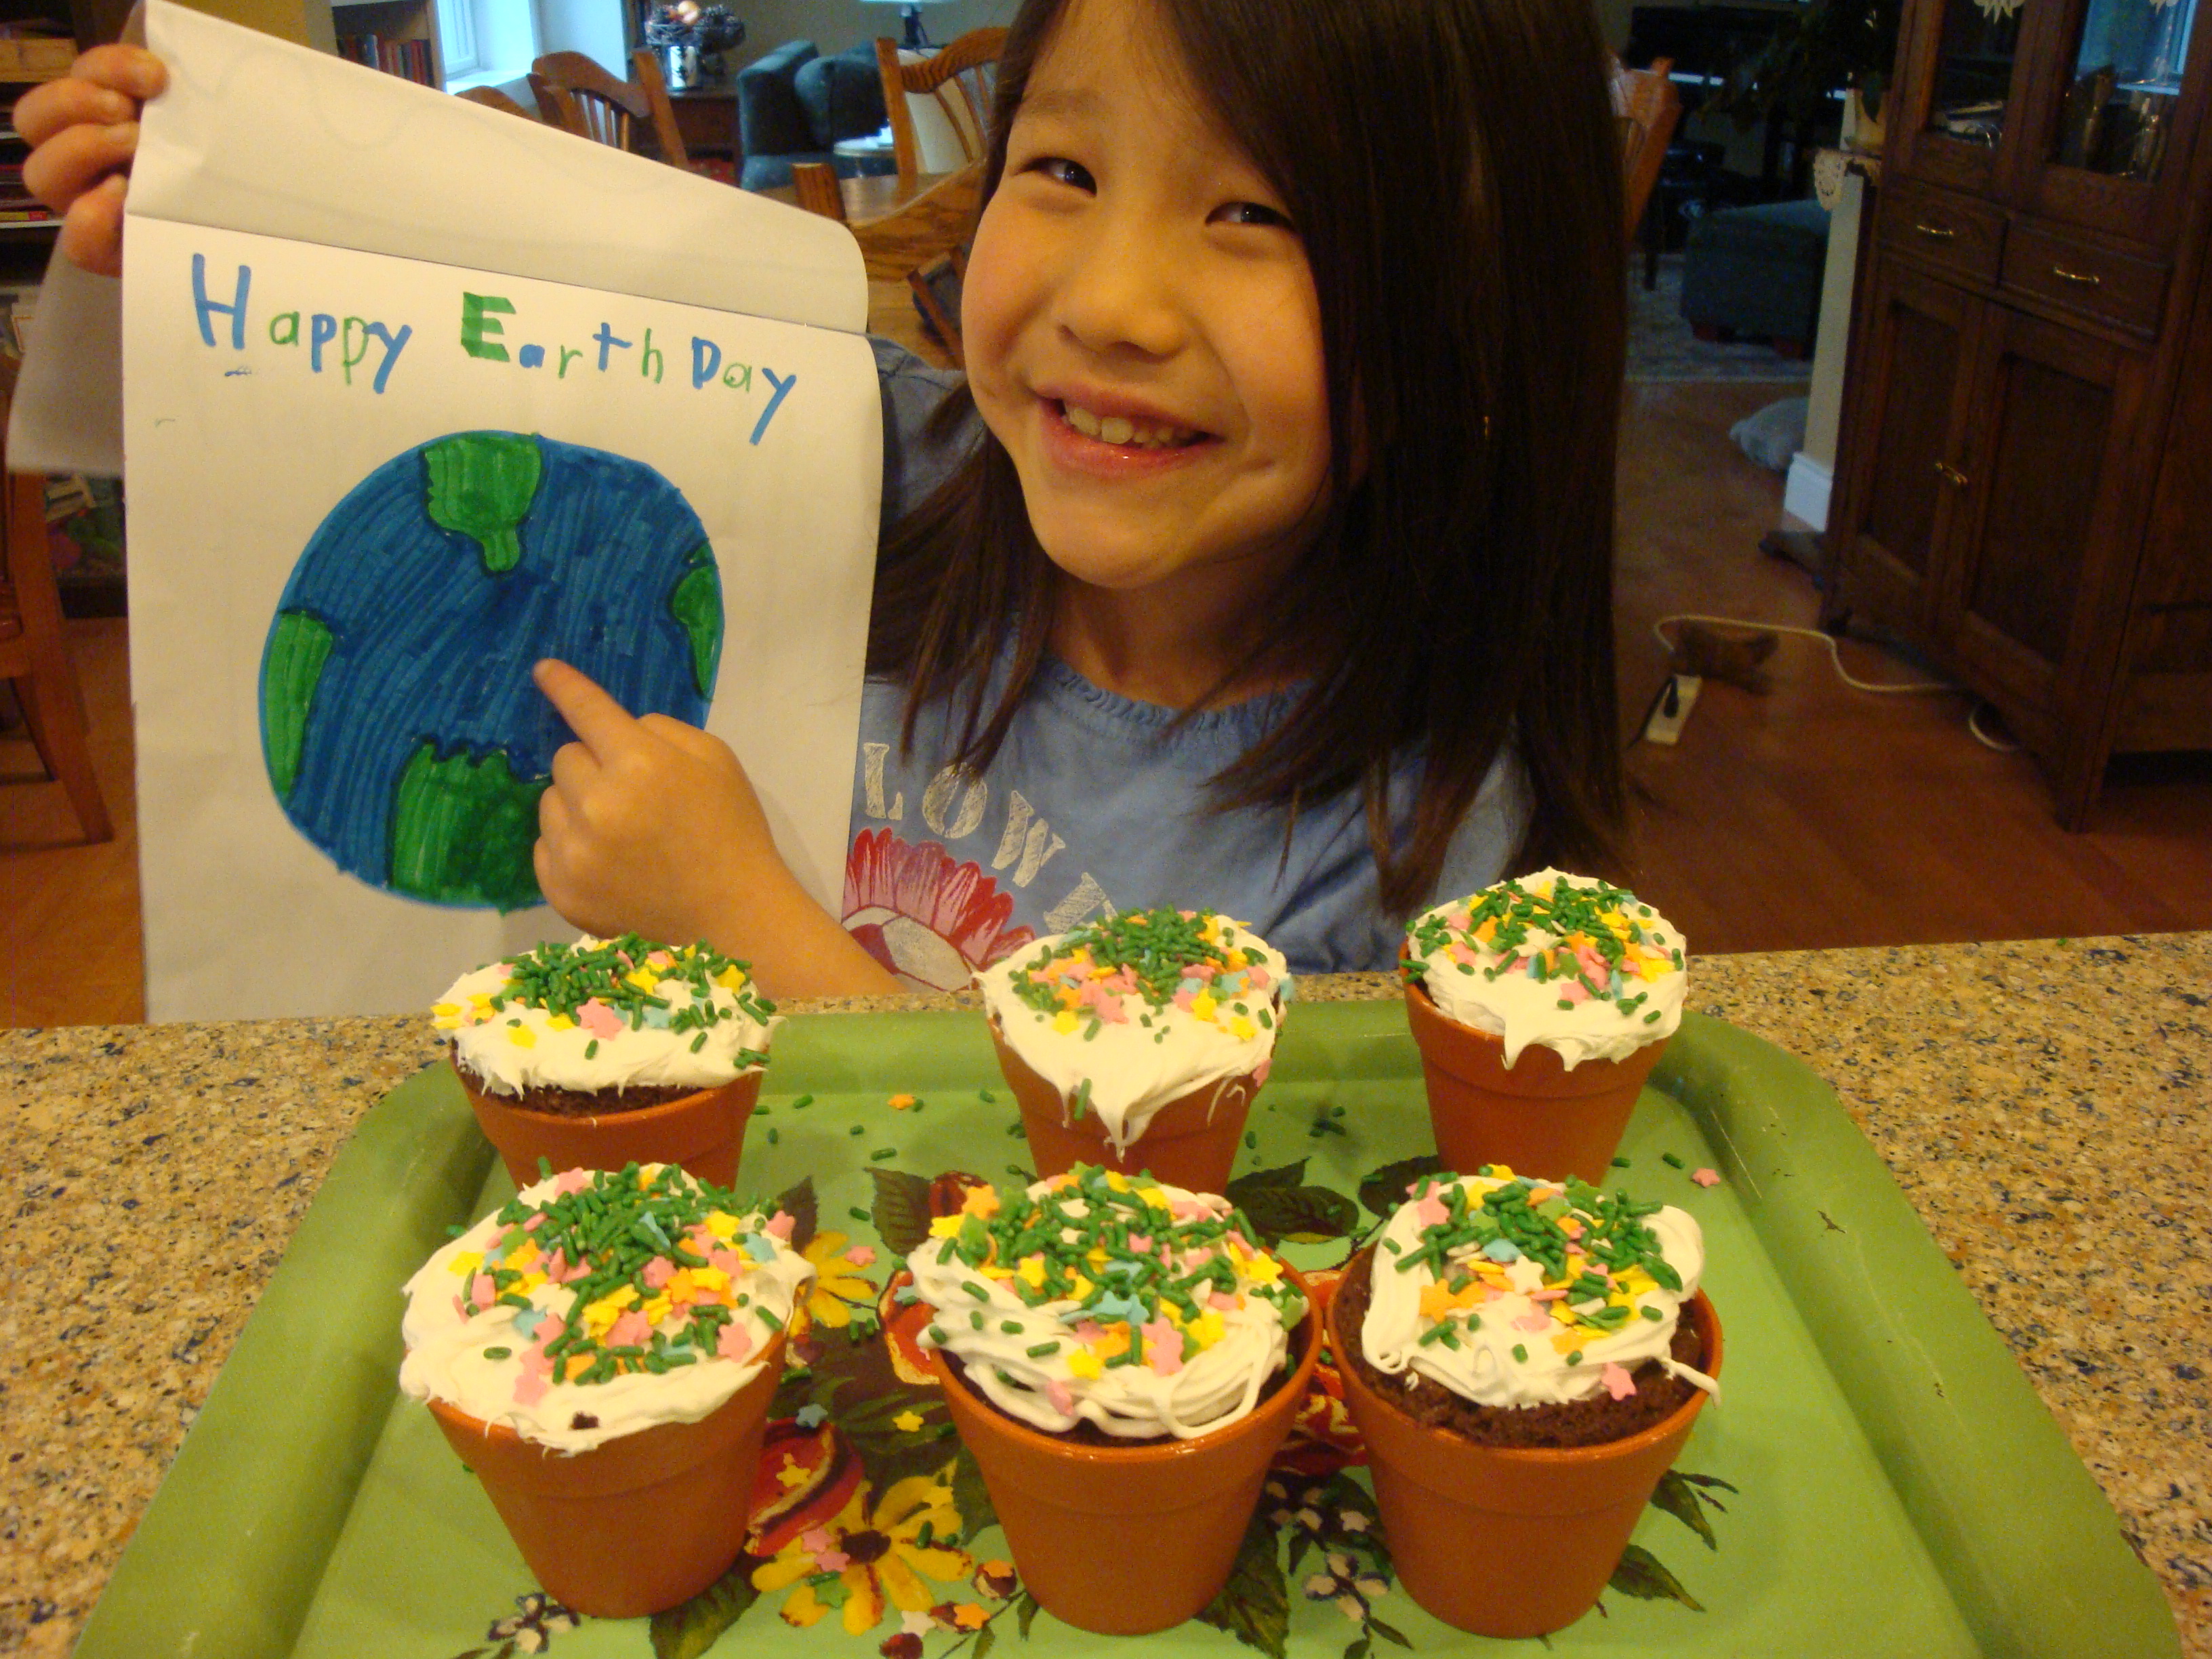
[24,0,1629,996]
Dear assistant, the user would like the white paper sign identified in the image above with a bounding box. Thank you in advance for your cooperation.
[101,3,882,1021]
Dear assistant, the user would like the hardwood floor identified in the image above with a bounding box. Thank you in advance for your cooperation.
[2,617,142,1025]
[1615,382,2212,954]
[3,382,2207,1027]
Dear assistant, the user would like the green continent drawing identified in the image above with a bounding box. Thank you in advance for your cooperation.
[261,609,333,801]
[388,741,548,909]
[426,431,542,573]
[668,543,724,696]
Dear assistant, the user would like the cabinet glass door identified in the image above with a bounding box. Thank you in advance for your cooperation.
[1924,0,2026,147]
[2049,0,2198,179]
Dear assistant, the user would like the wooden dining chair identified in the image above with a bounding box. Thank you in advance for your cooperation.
[876,28,1004,184]
[529,49,694,169]
[0,359,112,844]
[788,161,848,220]
[1615,56,1681,247]
[907,245,966,367]
[455,83,539,120]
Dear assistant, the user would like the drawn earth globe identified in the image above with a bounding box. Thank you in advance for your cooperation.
[258,430,722,909]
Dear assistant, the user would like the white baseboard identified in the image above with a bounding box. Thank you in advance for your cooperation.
[1784,453,1833,531]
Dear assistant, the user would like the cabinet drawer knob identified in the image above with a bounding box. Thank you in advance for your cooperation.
[2051,264,2104,287]
[1934,460,1970,486]
[1913,220,1958,239]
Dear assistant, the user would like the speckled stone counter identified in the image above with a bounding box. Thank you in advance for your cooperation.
[3,933,2205,1657]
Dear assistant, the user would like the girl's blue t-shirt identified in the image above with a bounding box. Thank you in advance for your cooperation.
[840,341,1526,990]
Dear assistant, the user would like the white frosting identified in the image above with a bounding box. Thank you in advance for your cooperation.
[399,1166,813,1452]
[1408,869,1687,1069]
[436,937,781,1097]
[975,911,1291,1155]
[1359,1170,1713,1409]
[906,1169,1307,1441]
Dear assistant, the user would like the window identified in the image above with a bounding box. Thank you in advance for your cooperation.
[438,0,544,92]
[435,0,480,77]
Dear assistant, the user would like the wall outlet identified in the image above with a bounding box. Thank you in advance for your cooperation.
[1643,674,1702,746]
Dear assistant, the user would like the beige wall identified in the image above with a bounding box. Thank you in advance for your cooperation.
[1801,174,1863,472]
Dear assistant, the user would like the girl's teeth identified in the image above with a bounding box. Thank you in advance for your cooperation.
[1061,403,1195,448]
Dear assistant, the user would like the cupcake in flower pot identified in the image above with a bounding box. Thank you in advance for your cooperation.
[400,1162,813,1617]
[1401,871,1685,1181]
[1329,1166,1720,1637]
[975,907,1290,1194]
[902,1164,1320,1634]
[435,933,779,1187]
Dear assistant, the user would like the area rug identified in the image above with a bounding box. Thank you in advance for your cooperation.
[1626,255,1816,384]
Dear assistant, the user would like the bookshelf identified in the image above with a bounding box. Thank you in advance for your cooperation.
[0,34,71,281]
[331,0,443,87]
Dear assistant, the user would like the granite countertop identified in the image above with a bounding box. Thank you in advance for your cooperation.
[3,933,2205,1656]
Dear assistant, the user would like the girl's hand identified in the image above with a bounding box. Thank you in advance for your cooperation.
[18,44,167,276]
[531,659,899,999]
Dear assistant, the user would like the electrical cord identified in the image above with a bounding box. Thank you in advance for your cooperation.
[1648,613,2022,752]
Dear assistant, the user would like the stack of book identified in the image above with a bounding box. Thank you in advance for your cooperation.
[337,34,435,85]
[0,104,54,224]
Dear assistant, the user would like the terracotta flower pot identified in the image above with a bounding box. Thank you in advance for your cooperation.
[932,1266,1322,1634]
[454,1059,760,1189]
[988,1020,1254,1194]
[1401,977,1666,1183]
[425,1330,785,1619]
[1328,1273,1721,1637]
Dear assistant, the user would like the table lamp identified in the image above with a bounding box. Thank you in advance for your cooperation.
[864,0,953,49]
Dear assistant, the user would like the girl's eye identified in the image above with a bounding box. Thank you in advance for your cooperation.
[1029,157,1097,191]
[1212,200,1295,231]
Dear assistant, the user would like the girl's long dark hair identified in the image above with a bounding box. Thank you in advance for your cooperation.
[869,0,1629,912]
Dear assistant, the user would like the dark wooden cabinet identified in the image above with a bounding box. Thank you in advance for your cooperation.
[1826,0,2212,825]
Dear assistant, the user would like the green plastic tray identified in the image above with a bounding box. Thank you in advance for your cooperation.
[73,1004,2177,1658]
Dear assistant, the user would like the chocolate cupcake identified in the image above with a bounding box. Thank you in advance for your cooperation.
[400,1162,813,1616]
[434,935,779,1185]
[1330,1166,1721,1636]
[1401,872,1687,1180]
[902,1165,1319,1633]
[975,907,1290,1192]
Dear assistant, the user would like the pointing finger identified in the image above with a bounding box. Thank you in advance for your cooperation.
[533,659,644,761]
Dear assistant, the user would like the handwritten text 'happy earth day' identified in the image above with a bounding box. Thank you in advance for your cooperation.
[189,258,799,445]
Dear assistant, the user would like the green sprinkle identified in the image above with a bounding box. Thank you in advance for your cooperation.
[870,1147,899,1161]
[1567,1351,1583,1365]
[792,1094,814,1109]
[482,1346,511,1360]
[1244,1131,1258,1149]
[1662,1153,1685,1169]
[1025,1341,1059,1358]
[1641,1306,1664,1321]
[1611,1155,1631,1168]
[850,1124,866,1137]
[979,1088,996,1103]
[850,1207,871,1223]
[1512,1344,1529,1363]
[766,1128,780,1145]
